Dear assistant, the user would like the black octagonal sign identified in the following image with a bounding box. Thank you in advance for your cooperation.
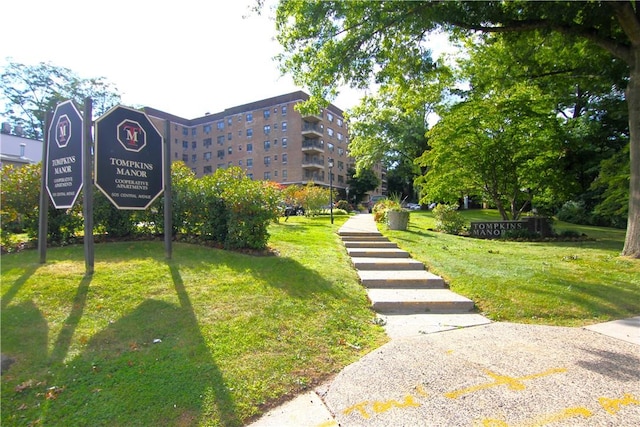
[46,100,83,209]
[95,105,164,210]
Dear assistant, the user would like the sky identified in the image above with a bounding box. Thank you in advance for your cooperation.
[0,0,369,119]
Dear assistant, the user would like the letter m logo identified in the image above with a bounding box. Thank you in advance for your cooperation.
[117,119,147,153]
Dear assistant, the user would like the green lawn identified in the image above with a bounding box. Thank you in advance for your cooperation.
[382,209,640,326]
[1,215,387,426]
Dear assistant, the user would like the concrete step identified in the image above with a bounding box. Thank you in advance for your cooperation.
[367,288,475,314]
[351,257,425,271]
[343,241,398,248]
[357,270,445,289]
[346,248,410,258]
[340,234,384,241]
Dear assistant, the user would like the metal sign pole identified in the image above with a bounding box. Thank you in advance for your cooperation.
[38,112,52,263]
[164,120,172,259]
[83,97,94,274]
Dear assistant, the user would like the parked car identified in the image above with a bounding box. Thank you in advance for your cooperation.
[284,205,305,216]
[406,203,421,210]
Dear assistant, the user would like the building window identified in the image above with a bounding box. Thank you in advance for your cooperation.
[247,173,254,179]
[263,109,270,119]
[238,159,243,166]
[203,124,212,134]
[238,144,242,151]
[182,141,189,149]
[264,140,270,151]
[327,142,335,152]
[337,118,343,127]
[327,112,334,122]
[274,170,278,177]
[204,138,212,147]
[273,139,278,146]
[192,141,197,150]
[204,152,212,161]
[192,154,197,163]
[217,135,225,145]
[282,106,287,115]
[182,154,188,162]
[204,165,212,174]
[175,138,178,144]
[217,150,225,159]
[247,158,253,168]
[264,172,271,180]
[174,152,178,159]
[263,125,271,135]
[264,156,271,166]
[282,153,288,164]
[338,161,344,170]
[228,146,232,154]
[282,169,287,179]
[282,121,287,132]
[182,127,188,136]
[217,121,224,130]
[247,143,253,152]
[227,132,232,141]
[227,117,232,126]
[282,138,287,148]
[327,128,334,137]
[274,154,278,161]
[246,128,253,137]
[274,123,278,130]
[246,112,253,122]
[338,148,345,156]
[337,132,343,141]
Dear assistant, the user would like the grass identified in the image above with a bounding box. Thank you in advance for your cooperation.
[1,215,388,426]
[382,209,640,327]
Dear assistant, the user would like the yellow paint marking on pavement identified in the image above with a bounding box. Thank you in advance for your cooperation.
[445,367,567,399]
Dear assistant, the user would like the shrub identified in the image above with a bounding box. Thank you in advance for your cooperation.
[556,200,592,225]
[335,200,352,212]
[433,203,466,234]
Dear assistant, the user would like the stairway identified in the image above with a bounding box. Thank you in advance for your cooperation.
[338,215,490,338]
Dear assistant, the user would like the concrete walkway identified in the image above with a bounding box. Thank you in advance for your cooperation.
[249,214,640,426]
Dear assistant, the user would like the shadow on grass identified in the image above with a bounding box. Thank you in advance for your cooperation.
[519,275,640,321]
[49,274,92,364]
[1,263,39,310]
[1,260,243,426]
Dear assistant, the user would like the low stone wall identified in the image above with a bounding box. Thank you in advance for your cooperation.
[470,217,552,239]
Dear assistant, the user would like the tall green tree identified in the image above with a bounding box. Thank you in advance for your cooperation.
[346,167,380,205]
[1,60,121,139]
[417,82,564,220]
[274,0,640,257]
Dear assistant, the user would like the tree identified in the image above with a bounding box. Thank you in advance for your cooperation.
[416,83,564,220]
[274,0,640,257]
[1,60,121,139]
[346,167,380,205]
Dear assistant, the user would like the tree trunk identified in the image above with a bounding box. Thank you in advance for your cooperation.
[622,51,640,258]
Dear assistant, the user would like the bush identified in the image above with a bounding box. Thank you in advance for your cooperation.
[335,200,352,212]
[433,203,466,234]
[556,200,592,225]
[2,161,284,251]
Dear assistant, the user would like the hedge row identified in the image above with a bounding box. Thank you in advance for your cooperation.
[1,162,281,250]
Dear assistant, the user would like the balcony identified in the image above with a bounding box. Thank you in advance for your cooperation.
[301,112,322,123]
[301,157,324,170]
[301,122,323,138]
[302,139,324,153]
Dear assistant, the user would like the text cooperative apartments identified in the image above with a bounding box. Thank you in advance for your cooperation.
[145,91,372,194]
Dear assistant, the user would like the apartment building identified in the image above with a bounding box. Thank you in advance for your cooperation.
[145,91,356,193]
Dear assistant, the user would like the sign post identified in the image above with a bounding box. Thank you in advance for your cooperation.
[95,105,164,210]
